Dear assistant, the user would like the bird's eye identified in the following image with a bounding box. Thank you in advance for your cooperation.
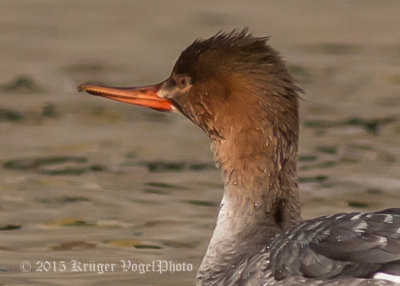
[177,76,190,89]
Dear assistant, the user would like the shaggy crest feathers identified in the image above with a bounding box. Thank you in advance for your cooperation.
[173,28,295,87]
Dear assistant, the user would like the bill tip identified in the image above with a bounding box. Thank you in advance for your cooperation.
[77,84,87,93]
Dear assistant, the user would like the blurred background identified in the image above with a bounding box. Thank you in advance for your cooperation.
[0,1,399,285]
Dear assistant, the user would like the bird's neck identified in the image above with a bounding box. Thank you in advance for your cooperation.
[197,123,300,283]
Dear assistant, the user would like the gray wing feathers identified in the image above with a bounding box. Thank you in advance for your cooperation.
[270,209,400,280]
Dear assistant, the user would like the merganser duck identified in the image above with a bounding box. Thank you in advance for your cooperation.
[79,30,400,285]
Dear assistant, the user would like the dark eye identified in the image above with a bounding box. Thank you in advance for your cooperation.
[177,76,190,89]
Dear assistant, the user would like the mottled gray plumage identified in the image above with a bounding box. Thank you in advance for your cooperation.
[270,209,400,280]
